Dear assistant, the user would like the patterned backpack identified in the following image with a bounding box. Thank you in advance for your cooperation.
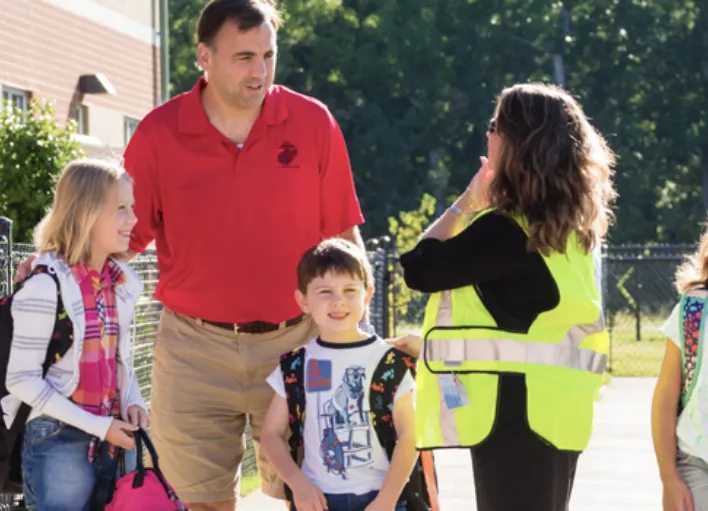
[0,265,73,493]
[279,346,437,511]
[679,289,708,412]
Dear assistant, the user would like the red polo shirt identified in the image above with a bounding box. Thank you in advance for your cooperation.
[123,78,364,323]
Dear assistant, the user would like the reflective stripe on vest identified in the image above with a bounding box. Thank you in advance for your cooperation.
[424,291,608,375]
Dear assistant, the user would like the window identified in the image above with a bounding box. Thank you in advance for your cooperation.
[2,86,29,112]
[124,117,139,145]
[75,104,89,135]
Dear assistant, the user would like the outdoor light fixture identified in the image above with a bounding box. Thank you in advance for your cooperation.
[78,73,116,95]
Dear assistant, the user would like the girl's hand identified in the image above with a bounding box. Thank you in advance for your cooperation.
[662,477,694,511]
[106,419,138,450]
[126,404,150,429]
[385,335,422,359]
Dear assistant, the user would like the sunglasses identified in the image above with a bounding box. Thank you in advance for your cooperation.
[487,118,497,134]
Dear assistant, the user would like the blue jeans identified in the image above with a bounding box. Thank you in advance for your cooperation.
[322,490,407,511]
[22,416,136,511]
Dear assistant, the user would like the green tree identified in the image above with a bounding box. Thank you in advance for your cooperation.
[169,0,209,95]
[561,0,707,243]
[388,193,436,331]
[0,100,84,242]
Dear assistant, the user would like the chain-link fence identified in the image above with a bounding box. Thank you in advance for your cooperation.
[604,244,694,376]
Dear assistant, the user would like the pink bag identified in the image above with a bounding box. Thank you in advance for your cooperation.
[105,429,186,511]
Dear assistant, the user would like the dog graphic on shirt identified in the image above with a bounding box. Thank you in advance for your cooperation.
[324,365,366,429]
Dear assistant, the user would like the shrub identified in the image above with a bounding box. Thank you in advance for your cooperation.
[0,99,85,242]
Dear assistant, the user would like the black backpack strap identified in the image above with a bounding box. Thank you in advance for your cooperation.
[369,348,433,511]
[10,265,73,432]
[279,347,306,502]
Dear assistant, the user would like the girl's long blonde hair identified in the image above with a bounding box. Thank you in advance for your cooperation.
[676,225,708,293]
[34,159,131,265]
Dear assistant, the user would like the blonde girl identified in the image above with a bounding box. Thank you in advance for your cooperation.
[4,159,148,511]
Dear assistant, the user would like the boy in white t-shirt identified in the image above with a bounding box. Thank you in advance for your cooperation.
[261,239,423,511]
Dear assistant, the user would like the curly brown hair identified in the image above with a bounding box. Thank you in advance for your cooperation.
[675,224,708,293]
[489,83,617,255]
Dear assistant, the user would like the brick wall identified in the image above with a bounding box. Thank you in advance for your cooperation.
[0,0,160,148]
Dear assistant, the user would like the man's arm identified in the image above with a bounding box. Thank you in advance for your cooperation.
[367,391,418,510]
[334,225,365,251]
[123,123,162,255]
[318,106,365,244]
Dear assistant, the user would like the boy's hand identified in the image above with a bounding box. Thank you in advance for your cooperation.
[126,404,150,429]
[365,497,396,511]
[106,419,138,450]
[662,476,693,511]
[385,334,422,359]
[292,478,328,511]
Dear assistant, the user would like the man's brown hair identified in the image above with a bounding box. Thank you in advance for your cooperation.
[197,0,282,46]
[489,83,617,255]
[297,239,373,294]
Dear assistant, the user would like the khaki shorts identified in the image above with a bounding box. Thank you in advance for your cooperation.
[149,308,317,504]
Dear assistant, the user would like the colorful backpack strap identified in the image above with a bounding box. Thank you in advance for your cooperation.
[278,347,306,501]
[679,288,708,410]
[369,348,436,511]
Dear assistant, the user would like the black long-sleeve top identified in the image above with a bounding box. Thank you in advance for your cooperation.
[400,211,559,332]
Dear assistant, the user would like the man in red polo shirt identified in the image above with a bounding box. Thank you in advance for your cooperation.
[123,1,365,510]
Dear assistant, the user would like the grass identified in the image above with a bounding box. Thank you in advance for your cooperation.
[607,312,666,377]
[239,423,262,497]
[239,472,262,497]
[608,335,664,376]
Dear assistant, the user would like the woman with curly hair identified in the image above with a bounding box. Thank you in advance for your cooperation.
[391,83,617,511]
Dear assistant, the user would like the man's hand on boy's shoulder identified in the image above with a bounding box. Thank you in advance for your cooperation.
[291,476,329,511]
[385,334,422,359]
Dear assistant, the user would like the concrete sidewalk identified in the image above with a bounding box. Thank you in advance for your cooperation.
[239,378,661,510]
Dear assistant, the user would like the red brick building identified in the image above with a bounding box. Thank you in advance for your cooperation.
[0,0,164,155]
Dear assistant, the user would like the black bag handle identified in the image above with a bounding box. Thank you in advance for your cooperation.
[132,428,180,506]
[135,428,161,475]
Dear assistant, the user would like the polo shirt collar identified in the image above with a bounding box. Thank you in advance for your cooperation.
[261,85,289,126]
[178,76,288,135]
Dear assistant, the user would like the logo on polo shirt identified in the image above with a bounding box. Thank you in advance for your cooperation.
[277,141,299,168]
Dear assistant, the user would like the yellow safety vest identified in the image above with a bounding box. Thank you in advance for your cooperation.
[416,209,609,452]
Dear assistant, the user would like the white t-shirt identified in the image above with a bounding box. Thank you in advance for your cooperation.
[267,336,415,495]
[662,303,681,348]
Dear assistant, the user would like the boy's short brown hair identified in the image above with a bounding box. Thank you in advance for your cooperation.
[297,238,373,294]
